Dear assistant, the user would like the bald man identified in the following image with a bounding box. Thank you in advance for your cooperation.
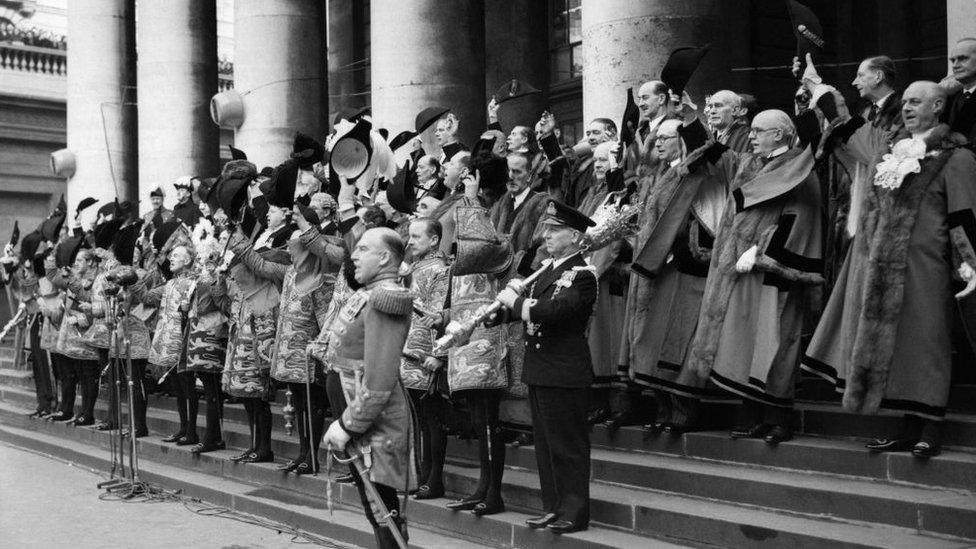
[804,80,976,458]
[705,90,751,152]
[322,227,415,546]
[682,106,824,445]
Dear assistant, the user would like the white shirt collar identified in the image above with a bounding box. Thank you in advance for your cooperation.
[909,126,936,141]
[647,114,666,133]
[512,187,531,210]
[550,250,580,268]
[767,145,789,159]
[964,84,976,95]
[875,91,894,109]
[669,157,682,168]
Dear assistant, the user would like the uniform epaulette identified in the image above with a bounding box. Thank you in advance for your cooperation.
[370,287,414,316]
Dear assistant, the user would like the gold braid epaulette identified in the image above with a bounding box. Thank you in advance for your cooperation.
[370,287,414,316]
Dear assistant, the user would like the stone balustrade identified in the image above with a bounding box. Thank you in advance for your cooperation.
[0,43,67,76]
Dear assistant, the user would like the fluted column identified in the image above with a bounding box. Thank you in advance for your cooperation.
[947,0,976,52]
[64,0,137,211]
[136,0,218,211]
[327,0,364,129]
[370,0,485,150]
[233,0,326,170]
[581,0,723,124]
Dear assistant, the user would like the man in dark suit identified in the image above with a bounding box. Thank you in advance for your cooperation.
[851,56,902,133]
[944,37,976,144]
[495,200,597,534]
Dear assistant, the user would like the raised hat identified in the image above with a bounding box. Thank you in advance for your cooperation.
[620,87,641,147]
[389,130,418,153]
[786,0,825,59]
[112,221,143,266]
[229,144,247,160]
[415,106,450,134]
[265,160,300,208]
[55,234,86,268]
[93,217,125,249]
[292,132,325,169]
[8,220,19,247]
[661,44,710,96]
[76,197,98,217]
[493,78,542,104]
[19,230,42,265]
[40,212,66,242]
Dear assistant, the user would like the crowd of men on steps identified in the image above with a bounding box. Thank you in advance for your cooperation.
[2,34,976,548]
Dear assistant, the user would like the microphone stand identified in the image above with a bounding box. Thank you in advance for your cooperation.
[97,293,125,490]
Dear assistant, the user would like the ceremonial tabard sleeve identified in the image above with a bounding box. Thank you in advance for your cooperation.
[234,245,288,284]
[339,287,413,435]
[299,227,346,273]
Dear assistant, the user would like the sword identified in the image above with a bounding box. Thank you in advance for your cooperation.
[330,445,407,549]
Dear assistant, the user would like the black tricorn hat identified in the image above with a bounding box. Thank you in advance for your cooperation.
[152,219,182,253]
[76,197,98,218]
[55,194,67,216]
[333,106,371,127]
[112,221,143,266]
[8,220,19,247]
[55,235,86,268]
[620,87,641,147]
[96,199,121,221]
[386,166,419,214]
[661,44,710,96]
[493,78,542,104]
[415,106,450,134]
[93,217,126,249]
[786,0,825,58]
[19,230,42,265]
[40,212,66,242]
[265,160,300,208]
[292,132,324,169]
[539,199,595,233]
[198,177,218,212]
[388,130,418,153]
[229,145,247,160]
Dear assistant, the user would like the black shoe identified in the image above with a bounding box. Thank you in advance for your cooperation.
[414,485,444,500]
[334,472,355,484]
[162,431,186,443]
[229,448,255,462]
[72,415,94,427]
[512,433,534,447]
[276,459,301,472]
[134,429,149,439]
[239,451,274,463]
[730,423,771,439]
[446,497,483,511]
[94,421,118,431]
[28,409,49,419]
[547,520,587,534]
[604,412,636,433]
[471,501,504,516]
[911,441,941,459]
[587,407,611,425]
[865,438,917,453]
[175,435,199,446]
[525,513,558,529]
[294,460,319,475]
[764,425,793,445]
[643,422,666,434]
[190,441,225,454]
[47,412,72,422]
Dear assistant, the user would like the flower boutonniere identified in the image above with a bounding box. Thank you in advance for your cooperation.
[873,137,938,191]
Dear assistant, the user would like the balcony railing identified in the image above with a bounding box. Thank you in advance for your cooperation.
[0,42,67,76]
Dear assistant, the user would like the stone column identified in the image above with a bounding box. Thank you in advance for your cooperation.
[947,0,976,53]
[233,0,326,171]
[581,0,723,124]
[136,0,218,211]
[484,0,549,130]
[371,0,485,149]
[64,0,137,211]
[327,0,364,129]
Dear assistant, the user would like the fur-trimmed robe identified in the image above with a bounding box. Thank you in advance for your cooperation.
[803,123,976,420]
[687,146,823,407]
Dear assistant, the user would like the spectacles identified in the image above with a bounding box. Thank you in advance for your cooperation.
[749,127,777,136]
[657,135,679,142]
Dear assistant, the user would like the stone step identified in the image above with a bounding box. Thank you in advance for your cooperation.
[0,419,491,549]
[7,381,976,496]
[5,382,976,545]
[0,401,685,549]
[447,439,976,540]
[795,402,976,447]
[0,368,33,390]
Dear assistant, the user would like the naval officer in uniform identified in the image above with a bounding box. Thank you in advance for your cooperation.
[494,200,597,534]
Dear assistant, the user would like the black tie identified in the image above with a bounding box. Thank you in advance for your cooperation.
[868,104,879,122]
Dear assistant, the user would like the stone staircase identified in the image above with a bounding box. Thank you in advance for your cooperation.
[1,361,976,548]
